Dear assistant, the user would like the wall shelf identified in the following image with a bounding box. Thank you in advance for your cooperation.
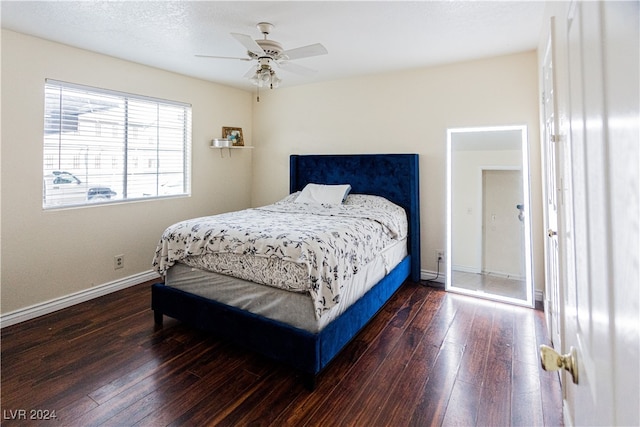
[211,145,253,157]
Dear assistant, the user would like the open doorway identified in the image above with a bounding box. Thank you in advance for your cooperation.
[446,125,534,307]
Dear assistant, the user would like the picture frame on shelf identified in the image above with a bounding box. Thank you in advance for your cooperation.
[222,127,244,146]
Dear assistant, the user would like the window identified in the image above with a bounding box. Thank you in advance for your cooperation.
[43,79,191,209]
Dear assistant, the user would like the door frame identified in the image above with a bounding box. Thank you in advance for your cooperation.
[480,168,525,279]
[540,16,564,354]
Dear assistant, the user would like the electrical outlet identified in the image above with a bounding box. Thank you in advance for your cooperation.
[435,250,445,263]
[114,254,124,270]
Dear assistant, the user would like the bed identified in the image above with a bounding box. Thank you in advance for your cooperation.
[151,153,420,388]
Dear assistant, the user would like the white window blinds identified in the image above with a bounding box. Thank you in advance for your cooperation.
[43,79,191,208]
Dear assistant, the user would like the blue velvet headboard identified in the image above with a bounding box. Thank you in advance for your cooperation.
[290,154,421,282]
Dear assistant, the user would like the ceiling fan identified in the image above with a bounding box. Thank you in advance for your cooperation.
[196,22,328,90]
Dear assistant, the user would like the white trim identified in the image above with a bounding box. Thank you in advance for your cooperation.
[421,268,446,285]
[0,269,543,328]
[420,269,543,300]
[480,270,526,282]
[45,78,192,107]
[451,264,482,274]
[563,398,573,427]
[0,270,160,328]
[443,271,543,304]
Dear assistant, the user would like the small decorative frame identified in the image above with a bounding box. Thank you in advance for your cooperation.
[222,127,244,146]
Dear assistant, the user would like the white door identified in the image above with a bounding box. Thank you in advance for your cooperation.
[559,2,639,425]
[482,169,524,278]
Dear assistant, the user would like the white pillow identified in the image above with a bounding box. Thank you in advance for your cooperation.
[295,183,351,205]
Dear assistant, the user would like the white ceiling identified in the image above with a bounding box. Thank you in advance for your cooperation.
[0,1,545,91]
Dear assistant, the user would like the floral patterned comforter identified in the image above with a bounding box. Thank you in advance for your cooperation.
[152,194,407,318]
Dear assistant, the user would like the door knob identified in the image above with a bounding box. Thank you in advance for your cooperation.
[547,229,557,237]
[540,344,579,384]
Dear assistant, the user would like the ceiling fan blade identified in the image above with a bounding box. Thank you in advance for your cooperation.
[277,61,317,76]
[243,65,258,78]
[195,54,251,61]
[231,32,265,56]
[282,43,327,60]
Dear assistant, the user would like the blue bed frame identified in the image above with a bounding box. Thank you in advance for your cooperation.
[152,154,420,388]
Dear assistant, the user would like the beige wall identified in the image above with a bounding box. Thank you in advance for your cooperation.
[1,30,253,314]
[1,30,544,316]
[251,51,544,292]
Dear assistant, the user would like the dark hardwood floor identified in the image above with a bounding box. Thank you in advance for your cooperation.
[1,280,563,426]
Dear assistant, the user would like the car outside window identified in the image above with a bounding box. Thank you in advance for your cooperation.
[43,80,192,209]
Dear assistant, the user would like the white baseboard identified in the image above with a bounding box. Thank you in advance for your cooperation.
[421,269,446,285]
[0,270,160,328]
[1,269,546,329]
[422,269,544,305]
[451,264,481,274]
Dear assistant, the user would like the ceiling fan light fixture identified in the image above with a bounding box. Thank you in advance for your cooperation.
[197,21,326,92]
[250,66,280,89]
[270,74,282,89]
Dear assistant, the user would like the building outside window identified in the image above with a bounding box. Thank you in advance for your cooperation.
[43,79,192,209]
